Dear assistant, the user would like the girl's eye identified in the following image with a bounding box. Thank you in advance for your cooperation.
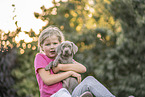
[46,44,50,46]
[54,43,58,45]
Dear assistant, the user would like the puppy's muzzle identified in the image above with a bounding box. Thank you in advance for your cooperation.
[63,48,71,56]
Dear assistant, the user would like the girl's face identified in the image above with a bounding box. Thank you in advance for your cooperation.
[41,35,60,59]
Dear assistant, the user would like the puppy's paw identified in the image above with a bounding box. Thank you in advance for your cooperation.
[45,62,53,71]
[53,61,58,67]
[45,65,51,71]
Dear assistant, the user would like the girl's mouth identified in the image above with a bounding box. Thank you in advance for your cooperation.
[50,50,55,53]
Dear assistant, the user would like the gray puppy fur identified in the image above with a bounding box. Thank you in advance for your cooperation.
[45,41,78,94]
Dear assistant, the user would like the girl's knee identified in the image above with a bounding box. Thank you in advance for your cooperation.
[84,76,95,81]
[59,88,69,93]
[83,76,100,84]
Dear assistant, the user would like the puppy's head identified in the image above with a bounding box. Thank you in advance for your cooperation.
[56,41,78,56]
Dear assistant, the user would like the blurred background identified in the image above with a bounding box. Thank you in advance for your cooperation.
[0,0,145,97]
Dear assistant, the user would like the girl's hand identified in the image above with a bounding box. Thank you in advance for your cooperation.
[52,65,60,73]
[52,64,63,73]
[71,71,82,83]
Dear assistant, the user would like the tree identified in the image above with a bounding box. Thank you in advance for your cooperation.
[11,30,39,97]
[0,28,40,97]
[96,0,145,96]
[0,29,20,97]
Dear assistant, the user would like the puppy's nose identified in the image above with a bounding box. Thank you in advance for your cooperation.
[65,50,68,53]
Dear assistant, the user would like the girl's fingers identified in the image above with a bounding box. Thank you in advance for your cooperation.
[78,76,81,83]
[77,74,81,83]
[71,71,82,83]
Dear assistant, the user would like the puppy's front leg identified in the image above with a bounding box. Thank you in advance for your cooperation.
[53,55,60,67]
[45,61,53,71]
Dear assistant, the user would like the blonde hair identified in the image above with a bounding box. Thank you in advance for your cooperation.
[38,26,65,53]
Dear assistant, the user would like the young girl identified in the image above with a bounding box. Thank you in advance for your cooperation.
[34,26,115,97]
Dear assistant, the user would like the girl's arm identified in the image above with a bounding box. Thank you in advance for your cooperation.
[38,68,81,85]
[53,61,87,73]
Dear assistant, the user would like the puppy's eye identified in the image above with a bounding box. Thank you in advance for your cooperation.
[63,46,65,48]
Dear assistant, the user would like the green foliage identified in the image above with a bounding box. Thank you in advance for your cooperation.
[11,33,39,97]
[12,45,39,97]
[0,28,39,97]
[0,30,19,97]
[95,0,145,96]
[0,46,19,97]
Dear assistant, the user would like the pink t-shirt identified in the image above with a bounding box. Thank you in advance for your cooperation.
[34,53,63,97]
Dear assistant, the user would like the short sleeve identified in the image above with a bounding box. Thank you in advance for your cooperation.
[34,54,49,74]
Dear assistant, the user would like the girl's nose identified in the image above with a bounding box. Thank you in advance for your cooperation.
[50,44,54,48]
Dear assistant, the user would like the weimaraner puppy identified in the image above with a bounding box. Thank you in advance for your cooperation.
[45,41,78,94]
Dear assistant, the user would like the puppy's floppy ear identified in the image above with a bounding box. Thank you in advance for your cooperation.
[56,44,62,55]
[71,42,78,54]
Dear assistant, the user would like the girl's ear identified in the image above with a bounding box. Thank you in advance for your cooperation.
[71,42,78,54]
[56,44,62,55]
